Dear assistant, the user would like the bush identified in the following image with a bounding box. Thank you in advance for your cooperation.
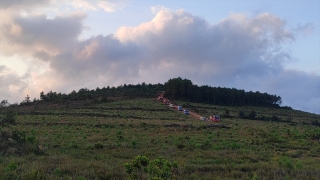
[176,143,185,149]
[94,141,104,149]
[238,111,245,118]
[26,136,36,144]
[25,169,45,180]
[148,156,178,180]
[224,109,230,117]
[12,130,26,143]
[1,109,17,126]
[311,120,320,127]
[229,142,241,150]
[116,131,124,140]
[125,155,149,179]
[5,162,18,171]
[271,115,281,122]
[278,156,294,169]
[194,143,202,149]
[308,129,320,140]
[77,176,87,180]
[125,155,178,180]
[248,111,256,119]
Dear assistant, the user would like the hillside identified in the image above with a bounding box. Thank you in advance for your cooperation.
[0,81,320,179]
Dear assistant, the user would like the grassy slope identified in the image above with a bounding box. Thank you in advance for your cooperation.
[0,98,320,180]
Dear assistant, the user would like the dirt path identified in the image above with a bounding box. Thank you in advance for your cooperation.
[156,97,202,120]
[188,111,202,119]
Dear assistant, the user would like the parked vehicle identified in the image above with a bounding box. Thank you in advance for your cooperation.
[209,115,221,122]
[178,106,183,111]
[184,110,189,115]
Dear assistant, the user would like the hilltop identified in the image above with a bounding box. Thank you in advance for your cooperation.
[0,78,320,179]
[3,77,285,109]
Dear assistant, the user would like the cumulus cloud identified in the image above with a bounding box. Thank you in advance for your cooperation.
[0,12,85,57]
[0,7,319,114]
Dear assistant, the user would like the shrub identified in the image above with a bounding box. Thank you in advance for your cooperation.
[26,136,36,144]
[224,109,230,118]
[53,167,63,177]
[77,176,87,180]
[195,143,202,149]
[266,132,286,143]
[132,141,137,148]
[12,130,26,143]
[295,160,303,169]
[5,162,18,171]
[148,156,178,180]
[94,141,104,149]
[311,120,320,127]
[238,111,245,118]
[1,109,17,126]
[307,129,320,140]
[125,155,149,179]
[278,156,294,169]
[125,155,178,180]
[140,122,147,128]
[25,169,45,180]
[176,143,185,149]
[116,131,124,140]
[229,142,241,150]
[248,111,256,119]
[271,115,281,122]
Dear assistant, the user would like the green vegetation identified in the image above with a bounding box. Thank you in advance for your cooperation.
[16,77,283,108]
[125,155,178,180]
[0,79,319,179]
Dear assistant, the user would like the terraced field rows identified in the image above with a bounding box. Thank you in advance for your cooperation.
[0,98,320,179]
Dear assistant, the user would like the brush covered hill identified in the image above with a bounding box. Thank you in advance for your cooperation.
[0,78,320,179]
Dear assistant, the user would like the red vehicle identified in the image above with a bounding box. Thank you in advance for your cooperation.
[209,115,221,122]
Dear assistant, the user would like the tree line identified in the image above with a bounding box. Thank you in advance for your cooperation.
[1,77,283,108]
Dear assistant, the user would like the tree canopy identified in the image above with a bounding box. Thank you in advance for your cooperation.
[8,77,282,108]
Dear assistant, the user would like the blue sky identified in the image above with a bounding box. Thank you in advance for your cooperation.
[0,0,319,114]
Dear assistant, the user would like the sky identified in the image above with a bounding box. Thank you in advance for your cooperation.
[0,0,319,114]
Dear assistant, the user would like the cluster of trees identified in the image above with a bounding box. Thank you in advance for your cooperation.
[1,77,282,108]
[37,83,164,103]
[164,77,282,107]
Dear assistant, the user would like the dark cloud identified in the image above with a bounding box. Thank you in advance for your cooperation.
[46,34,143,80]
[1,12,86,56]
